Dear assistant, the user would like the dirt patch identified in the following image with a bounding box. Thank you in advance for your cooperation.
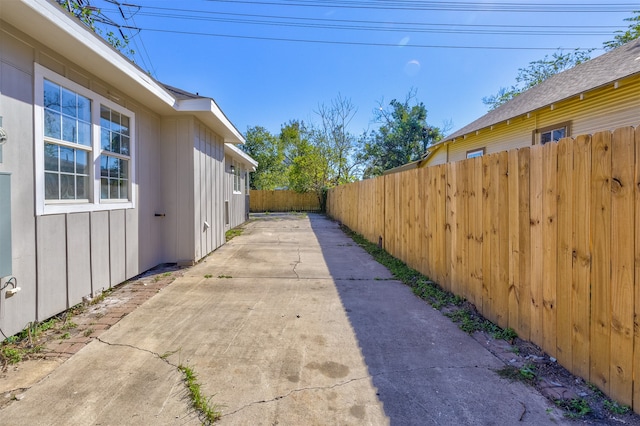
[475,329,640,425]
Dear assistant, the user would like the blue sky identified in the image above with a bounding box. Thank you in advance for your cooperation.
[91,0,636,137]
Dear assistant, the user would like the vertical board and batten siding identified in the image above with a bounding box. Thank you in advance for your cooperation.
[250,190,321,212]
[0,21,251,336]
[327,124,640,411]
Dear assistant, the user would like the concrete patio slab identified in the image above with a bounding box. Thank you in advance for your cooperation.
[0,213,567,425]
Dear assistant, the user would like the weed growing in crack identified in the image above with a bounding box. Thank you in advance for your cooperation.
[83,328,94,337]
[225,228,243,242]
[178,364,221,424]
[496,363,537,384]
[204,274,213,279]
[555,398,591,419]
[218,275,232,279]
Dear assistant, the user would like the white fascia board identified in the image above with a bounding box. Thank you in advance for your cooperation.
[6,0,175,110]
[224,143,258,171]
[176,98,246,144]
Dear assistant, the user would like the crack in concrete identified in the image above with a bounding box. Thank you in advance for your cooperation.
[221,375,370,418]
[292,247,301,279]
[95,337,178,368]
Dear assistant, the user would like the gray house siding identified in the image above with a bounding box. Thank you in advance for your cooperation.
[0,17,254,337]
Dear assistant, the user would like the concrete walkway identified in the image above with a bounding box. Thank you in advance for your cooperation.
[0,213,566,425]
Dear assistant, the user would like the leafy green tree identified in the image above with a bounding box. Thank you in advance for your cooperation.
[359,90,442,178]
[482,49,593,110]
[604,11,640,50]
[242,126,287,190]
[281,121,329,206]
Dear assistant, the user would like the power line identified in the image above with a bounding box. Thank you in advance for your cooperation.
[140,26,601,50]
[202,0,639,13]
[116,6,624,36]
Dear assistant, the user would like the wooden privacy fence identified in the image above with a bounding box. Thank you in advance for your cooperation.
[327,125,640,410]
[250,190,320,212]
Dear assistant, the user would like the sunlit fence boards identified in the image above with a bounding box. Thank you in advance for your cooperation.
[326,125,640,411]
[250,190,320,212]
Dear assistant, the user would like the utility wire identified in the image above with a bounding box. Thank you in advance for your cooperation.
[140,27,600,50]
[201,0,639,13]
[110,7,623,36]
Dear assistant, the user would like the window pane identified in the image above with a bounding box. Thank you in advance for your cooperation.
[62,115,76,143]
[45,173,59,200]
[78,121,91,146]
[100,105,111,129]
[119,159,128,179]
[76,175,89,199]
[109,157,119,178]
[120,115,130,135]
[101,178,109,199]
[44,80,60,111]
[60,147,75,173]
[44,110,61,139]
[111,133,121,154]
[121,136,130,156]
[119,179,128,199]
[61,88,76,117]
[44,143,59,171]
[100,155,109,177]
[111,111,122,133]
[60,174,76,200]
[553,129,565,141]
[541,131,552,145]
[109,178,119,199]
[76,150,89,175]
[101,129,111,151]
[77,95,91,122]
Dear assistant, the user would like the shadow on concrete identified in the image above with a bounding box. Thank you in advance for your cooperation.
[305,213,560,426]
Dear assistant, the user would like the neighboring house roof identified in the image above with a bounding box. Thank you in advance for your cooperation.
[3,0,246,144]
[441,38,640,144]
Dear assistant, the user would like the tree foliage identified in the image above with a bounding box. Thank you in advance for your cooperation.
[604,11,640,51]
[55,0,135,59]
[242,126,287,190]
[358,90,442,178]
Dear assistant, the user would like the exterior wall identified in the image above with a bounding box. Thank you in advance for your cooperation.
[0,23,169,331]
[192,120,226,263]
[428,76,640,166]
[224,154,250,231]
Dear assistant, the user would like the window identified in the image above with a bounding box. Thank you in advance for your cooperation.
[35,64,135,215]
[100,106,130,200]
[466,148,485,159]
[535,122,570,145]
[43,80,91,201]
[233,162,241,194]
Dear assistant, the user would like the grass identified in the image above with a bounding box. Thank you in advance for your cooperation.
[204,274,213,279]
[225,227,243,242]
[178,364,221,424]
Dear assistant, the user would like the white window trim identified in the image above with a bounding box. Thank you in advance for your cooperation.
[35,63,136,215]
[232,160,242,194]
[466,148,485,159]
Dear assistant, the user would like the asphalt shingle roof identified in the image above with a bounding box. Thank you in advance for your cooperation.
[444,38,640,142]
